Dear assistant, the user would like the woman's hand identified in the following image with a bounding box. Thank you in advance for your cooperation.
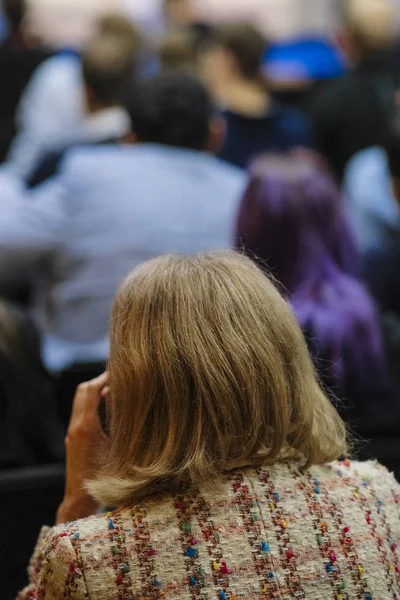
[56,373,109,525]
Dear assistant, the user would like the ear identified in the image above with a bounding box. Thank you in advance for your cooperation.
[207,116,226,155]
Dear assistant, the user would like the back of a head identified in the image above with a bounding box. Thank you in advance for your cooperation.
[238,150,356,290]
[159,29,197,73]
[164,0,193,28]
[344,0,399,56]
[97,13,142,55]
[237,150,387,396]
[82,34,136,105]
[213,22,267,80]
[127,72,212,150]
[3,0,25,30]
[88,251,347,506]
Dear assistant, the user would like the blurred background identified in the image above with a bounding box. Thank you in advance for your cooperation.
[0,0,345,46]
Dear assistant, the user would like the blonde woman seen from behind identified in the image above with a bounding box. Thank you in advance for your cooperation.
[19,252,400,600]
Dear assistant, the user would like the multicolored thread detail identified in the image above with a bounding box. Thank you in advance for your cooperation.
[259,468,308,598]
[18,462,400,600]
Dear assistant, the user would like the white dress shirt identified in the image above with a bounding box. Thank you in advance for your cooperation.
[8,53,84,179]
[8,54,131,179]
[0,144,245,371]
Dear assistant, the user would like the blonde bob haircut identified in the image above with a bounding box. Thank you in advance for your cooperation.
[88,252,347,507]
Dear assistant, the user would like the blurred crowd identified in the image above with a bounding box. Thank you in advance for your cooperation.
[0,0,400,479]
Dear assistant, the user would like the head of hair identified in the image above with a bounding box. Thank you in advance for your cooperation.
[208,22,267,80]
[88,251,347,507]
[159,29,197,72]
[82,34,136,105]
[97,13,142,54]
[343,0,398,57]
[163,0,191,25]
[3,0,25,29]
[236,150,387,396]
[126,72,212,151]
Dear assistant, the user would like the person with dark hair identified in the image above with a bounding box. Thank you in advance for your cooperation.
[3,0,25,29]
[344,137,400,255]
[0,72,244,425]
[309,0,399,181]
[7,13,140,180]
[0,0,50,162]
[158,29,197,73]
[236,150,396,437]
[354,122,400,397]
[362,122,400,317]
[197,22,314,169]
[127,72,212,150]
[27,34,134,187]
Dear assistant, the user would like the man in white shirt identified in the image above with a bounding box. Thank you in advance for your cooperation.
[8,15,138,180]
[0,74,245,401]
[27,33,133,187]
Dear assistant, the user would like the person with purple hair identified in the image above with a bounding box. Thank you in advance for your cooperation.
[236,149,397,440]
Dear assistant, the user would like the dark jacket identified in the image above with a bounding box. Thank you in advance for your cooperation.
[309,56,397,181]
[0,305,65,468]
[363,242,400,395]
[219,103,314,169]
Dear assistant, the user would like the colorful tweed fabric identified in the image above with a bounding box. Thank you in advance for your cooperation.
[18,460,400,600]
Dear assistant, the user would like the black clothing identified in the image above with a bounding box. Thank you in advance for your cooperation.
[364,242,400,315]
[0,305,65,468]
[219,103,314,169]
[309,57,397,180]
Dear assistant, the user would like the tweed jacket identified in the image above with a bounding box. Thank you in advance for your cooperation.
[18,460,400,600]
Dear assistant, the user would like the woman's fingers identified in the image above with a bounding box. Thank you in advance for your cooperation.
[67,372,109,438]
[71,372,109,416]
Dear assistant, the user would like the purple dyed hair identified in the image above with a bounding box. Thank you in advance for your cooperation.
[236,150,387,397]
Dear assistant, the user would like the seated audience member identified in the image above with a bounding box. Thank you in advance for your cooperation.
[344,144,400,254]
[264,37,346,110]
[18,252,400,600]
[347,121,400,385]
[309,0,398,181]
[158,29,197,72]
[236,151,395,437]
[28,34,134,187]
[197,23,314,169]
[0,73,244,424]
[0,0,50,163]
[363,123,400,317]
[0,301,64,468]
[163,0,195,29]
[7,14,140,179]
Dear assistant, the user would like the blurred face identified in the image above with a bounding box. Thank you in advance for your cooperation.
[197,45,234,98]
[165,0,193,27]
